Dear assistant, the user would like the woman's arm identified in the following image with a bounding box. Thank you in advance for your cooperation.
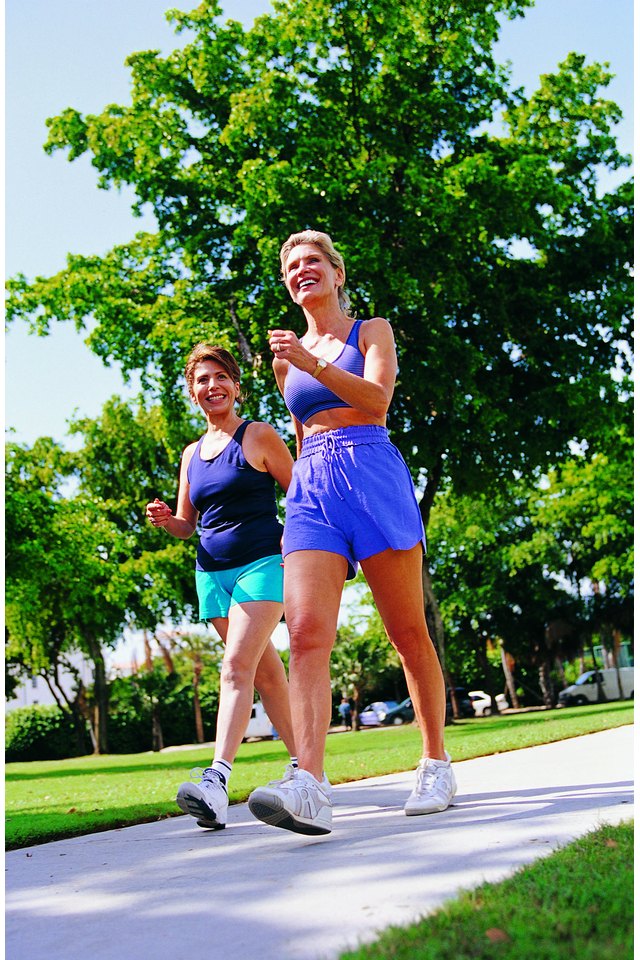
[269,317,397,420]
[243,422,295,491]
[145,442,200,538]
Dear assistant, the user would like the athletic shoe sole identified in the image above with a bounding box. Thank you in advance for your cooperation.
[176,787,226,830]
[248,790,332,836]
[404,800,453,816]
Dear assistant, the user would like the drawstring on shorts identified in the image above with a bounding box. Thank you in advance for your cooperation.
[300,426,388,501]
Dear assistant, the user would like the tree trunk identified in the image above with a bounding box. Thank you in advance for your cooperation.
[43,666,90,754]
[421,563,446,669]
[588,640,606,701]
[554,655,567,690]
[151,703,164,752]
[500,642,520,709]
[144,629,153,670]
[351,688,361,731]
[611,630,625,699]
[72,681,93,754]
[538,662,555,708]
[156,635,175,673]
[86,632,109,754]
[421,563,455,722]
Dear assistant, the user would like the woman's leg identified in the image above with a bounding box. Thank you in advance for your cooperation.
[252,640,296,759]
[283,550,347,781]
[361,543,446,761]
[212,613,296,759]
[211,600,284,764]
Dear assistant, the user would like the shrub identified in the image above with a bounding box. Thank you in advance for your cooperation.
[5,704,90,762]
[106,675,217,752]
[107,703,153,753]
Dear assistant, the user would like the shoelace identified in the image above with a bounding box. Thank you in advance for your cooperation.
[188,766,225,788]
[267,764,296,787]
[416,762,447,795]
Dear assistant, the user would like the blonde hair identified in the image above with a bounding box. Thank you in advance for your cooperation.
[279,230,353,317]
[184,343,244,402]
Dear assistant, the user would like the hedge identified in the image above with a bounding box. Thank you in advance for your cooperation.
[5,704,90,762]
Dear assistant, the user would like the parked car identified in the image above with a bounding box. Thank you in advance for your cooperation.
[558,668,634,706]
[358,700,399,726]
[382,690,474,725]
[381,697,414,725]
[468,690,508,717]
[446,687,475,719]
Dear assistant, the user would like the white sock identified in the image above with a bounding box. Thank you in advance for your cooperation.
[211,759,232,787]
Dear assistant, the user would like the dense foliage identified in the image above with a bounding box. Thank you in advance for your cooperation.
[5,705,90,763]
[6,0,631,499]
[5,0,633,739]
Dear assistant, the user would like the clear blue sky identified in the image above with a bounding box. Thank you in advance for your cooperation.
[5,0,633,448]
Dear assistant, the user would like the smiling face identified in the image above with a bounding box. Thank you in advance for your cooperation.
[283,242,345,308]
[190,359,240,414]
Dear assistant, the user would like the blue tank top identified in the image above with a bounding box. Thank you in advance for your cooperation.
[283,320,366,424]
[187,421,284,571]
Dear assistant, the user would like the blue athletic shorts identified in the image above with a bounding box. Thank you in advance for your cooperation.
[282,425,426,579]
[195,553,284,620]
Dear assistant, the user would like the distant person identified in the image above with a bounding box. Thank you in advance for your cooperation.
[338,697,352,731]
[146,343,298,831]
[248,230,455,836]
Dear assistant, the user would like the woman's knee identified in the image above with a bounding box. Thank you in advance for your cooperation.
[285,601,334,641]
[220,649,256,689]
[287,621,335,662]
[387,623,431,660]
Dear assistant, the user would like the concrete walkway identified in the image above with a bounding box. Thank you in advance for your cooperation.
[5,726,633,960]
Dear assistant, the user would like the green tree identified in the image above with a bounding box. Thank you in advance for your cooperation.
[5,440,130,751]
[68,396,198,631]
[6,0,632,655]
[512,426,633,597]
[509,423,634,676]
[154,627,224,743]
[428,421,632,708]
[4,397,204,753]
[426,482,577,706]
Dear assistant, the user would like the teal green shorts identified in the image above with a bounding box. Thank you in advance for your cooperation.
[195,554,284,621]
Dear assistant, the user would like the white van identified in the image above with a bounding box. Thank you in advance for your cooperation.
[558,667,634,706]
[244,701,277,740]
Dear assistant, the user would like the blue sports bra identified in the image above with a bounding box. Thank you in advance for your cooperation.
[283,320,366,424]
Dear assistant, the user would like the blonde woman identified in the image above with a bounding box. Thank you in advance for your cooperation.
[248,232,455,836]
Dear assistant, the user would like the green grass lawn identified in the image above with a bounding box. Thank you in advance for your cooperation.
[338,820,634,960]
[5,700,633,850]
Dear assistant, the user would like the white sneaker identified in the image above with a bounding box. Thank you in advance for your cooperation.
[404,753,456,816]
[270,763,333,798]
[176,767,228,829]
[248,768,333,835]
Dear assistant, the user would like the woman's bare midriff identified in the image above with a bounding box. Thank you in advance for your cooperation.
[302,407,387,438]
